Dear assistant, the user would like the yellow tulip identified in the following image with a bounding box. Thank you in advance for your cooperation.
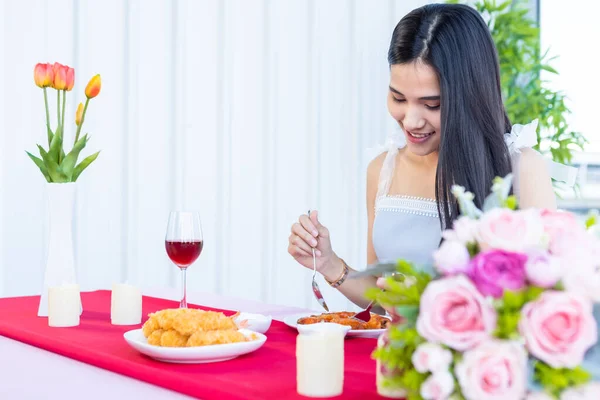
[85,74,101,99]
[75,102,84,126]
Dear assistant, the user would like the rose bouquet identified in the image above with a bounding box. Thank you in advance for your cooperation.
[27,62,101,182]
[366,175,600,400]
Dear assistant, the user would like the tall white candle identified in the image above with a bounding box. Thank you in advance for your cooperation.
[296,324,345,397]
[48,284,80,327]
[111,283,142,325]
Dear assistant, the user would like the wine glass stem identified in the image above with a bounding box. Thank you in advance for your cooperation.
[180,267,187,308]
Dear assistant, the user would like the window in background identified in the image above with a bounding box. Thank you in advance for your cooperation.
[540,0,600,212]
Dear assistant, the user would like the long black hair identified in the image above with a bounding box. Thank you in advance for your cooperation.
[388,3,513,230]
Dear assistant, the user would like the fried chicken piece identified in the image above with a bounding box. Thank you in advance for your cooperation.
[147,329,164,346]
[142,316,160,337]
[186,329,248,347]
[160,329,190,347]
[171,310,238,335]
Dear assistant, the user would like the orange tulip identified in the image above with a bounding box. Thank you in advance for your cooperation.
[65,67,75,91]
[53,63,68,90]
[33,63,54,88]
[85,74,101,99]
[75,102,84,126]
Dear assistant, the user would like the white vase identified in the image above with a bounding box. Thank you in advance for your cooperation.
[38,182,80,317]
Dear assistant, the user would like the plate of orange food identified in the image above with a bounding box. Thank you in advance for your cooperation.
[124,308,267,363]
[283,311,390,339]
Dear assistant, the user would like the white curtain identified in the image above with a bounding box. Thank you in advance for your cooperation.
[0,0,430,311]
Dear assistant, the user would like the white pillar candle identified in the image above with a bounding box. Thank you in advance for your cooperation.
[111,283,142,325]
[48,284,80,327]
[296,325,345,397]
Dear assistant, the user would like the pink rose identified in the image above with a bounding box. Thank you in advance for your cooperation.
[411,343,453,374]
[420,371,455,400]
[416,275,497,351]
[469,250,527,298]
[442,216,479,245]
[519,291,597,368]
[525,250,562,288]
[455,340,527,400]
[560,382,600,400]
[541,210,586,257]
[433,240,471,276]
[477,208,544,252]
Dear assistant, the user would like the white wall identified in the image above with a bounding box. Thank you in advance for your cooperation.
[0,0,430,311]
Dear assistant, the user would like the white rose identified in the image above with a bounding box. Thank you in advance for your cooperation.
[420,371,455,400]
[412,343,453,374]
[433,240,471,276]
[442,216,479,245]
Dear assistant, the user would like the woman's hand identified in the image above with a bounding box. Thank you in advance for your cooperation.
[376,277,403,324]
[288,211,340,277]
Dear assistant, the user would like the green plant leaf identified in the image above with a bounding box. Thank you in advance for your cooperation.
[48,125,63,164]
[60,134,88,180]
[37,144,68,182]
[26,151,51,182]
[72,151,100,181]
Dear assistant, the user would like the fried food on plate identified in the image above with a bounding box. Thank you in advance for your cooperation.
[141,307,253,348]
[297,312,389,330]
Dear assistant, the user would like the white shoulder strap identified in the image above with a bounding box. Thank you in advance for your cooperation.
[366,128,406,198]
[504,119,579,187]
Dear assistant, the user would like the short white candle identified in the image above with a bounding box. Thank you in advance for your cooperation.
[296,324,345,397]
[48,284,80,327]
[111,283,142,325]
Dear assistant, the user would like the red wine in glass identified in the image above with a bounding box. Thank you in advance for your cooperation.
[165,240,203,268]
[165,211,203,308]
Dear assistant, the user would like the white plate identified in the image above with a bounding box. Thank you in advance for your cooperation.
[282,313,387,339]
[123,328,267,363]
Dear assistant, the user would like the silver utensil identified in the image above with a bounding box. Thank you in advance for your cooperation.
[308,210,329,312]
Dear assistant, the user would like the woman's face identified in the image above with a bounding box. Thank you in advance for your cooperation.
[387,61,442,157]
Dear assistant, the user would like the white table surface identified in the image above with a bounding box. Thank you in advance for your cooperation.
[0,288,312,400]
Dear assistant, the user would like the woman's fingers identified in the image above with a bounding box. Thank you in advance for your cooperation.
[309,210,329,238]
[292,222,318,247]
[289,233,313,255]
[299,214,319,238]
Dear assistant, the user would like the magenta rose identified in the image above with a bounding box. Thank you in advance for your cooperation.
[469,250,527,298]
[519,291,597,368]
[416,275,497,351]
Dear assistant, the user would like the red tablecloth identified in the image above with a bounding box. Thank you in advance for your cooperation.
[0,291,386,399]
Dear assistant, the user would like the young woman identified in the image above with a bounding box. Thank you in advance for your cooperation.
[287,3,573,309]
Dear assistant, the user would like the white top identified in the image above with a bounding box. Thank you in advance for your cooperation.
[370,120,578,269]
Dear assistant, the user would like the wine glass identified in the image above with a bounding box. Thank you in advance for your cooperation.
[165,211,203,308]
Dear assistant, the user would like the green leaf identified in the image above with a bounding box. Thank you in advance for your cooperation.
[72,151,100,181]
[46,124,54,147]
[533,361,591,397]
[37,145,68,182]
[26,151,51,182]
[60,134,88,180]
[48,125,63,164]
[395,305,419,324]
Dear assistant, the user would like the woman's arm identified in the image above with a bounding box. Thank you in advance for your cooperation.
[516,148,557,210]
[319,153,386,309]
